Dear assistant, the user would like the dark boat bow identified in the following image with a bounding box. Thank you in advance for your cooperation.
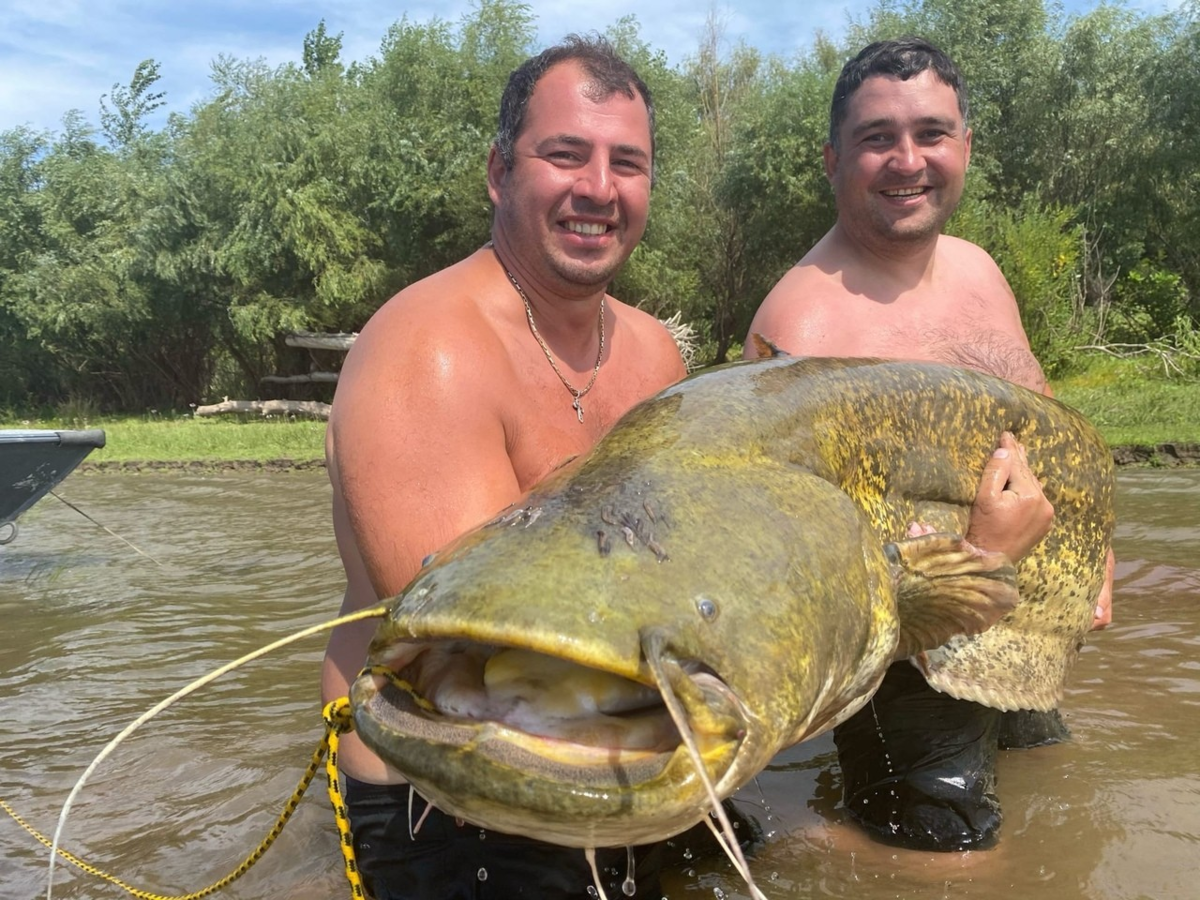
[1,429,106,543]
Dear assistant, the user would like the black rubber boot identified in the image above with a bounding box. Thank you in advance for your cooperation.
[833,662,1002,851]
[998,708,1071,750]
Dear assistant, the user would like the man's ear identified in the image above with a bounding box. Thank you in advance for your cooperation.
[486,145,506,207]
[822,142,838,182]
[964,127,973,170]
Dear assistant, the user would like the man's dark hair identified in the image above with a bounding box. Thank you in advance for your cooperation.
[828,37,969,147]
[494,34,656,178]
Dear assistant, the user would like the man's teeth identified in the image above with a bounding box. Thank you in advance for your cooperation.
[567,222,607,235]
[884,187,926,197]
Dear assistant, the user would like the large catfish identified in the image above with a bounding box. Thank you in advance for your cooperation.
[350,356,1114,851]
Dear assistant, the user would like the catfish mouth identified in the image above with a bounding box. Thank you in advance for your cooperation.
[351,639,747,785]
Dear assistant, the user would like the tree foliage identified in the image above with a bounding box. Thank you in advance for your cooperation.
[1,0,1197,412]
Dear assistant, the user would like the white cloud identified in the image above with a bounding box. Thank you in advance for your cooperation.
[0,0,1175,134]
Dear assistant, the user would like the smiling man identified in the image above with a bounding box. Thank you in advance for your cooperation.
[747,37,1113,853]
[748,38,1050,392]
[322,37,686,899]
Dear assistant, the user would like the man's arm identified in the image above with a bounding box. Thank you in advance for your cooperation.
[320,296,525,779]
[331,301,522,600]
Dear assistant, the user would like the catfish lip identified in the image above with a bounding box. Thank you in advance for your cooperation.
[358,640,745,759]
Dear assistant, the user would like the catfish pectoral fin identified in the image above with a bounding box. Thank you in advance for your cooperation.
[886,533,1019,660]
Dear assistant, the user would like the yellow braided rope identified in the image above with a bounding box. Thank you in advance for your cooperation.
[2,700,362,900]
[324,698,367,899]
[359,663,436,711]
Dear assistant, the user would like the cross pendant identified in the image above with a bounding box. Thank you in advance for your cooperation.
[573,397,584,423]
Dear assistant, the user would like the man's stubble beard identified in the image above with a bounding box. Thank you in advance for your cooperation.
[548,251,626,291]
[857,193,959,252]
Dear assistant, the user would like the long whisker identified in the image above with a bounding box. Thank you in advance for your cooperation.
[702,814,763,897]
[640,630,766,900]
[45,604,389,900]
[409,785,435,838]
[585,847,610,900]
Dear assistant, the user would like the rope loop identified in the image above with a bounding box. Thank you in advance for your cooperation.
[3,697,365,900]
[324,697,355,734]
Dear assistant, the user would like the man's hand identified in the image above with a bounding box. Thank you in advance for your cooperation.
[964,431,1055,563]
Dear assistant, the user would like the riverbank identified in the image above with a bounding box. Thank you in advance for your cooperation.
[73,441,1200,475]
[12,356,1199,468]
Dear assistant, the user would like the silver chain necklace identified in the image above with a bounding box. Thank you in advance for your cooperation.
[499,262,605,424]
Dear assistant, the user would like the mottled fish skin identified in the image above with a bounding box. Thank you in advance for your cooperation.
[742,359,1114,709]
[350,356,1114,848]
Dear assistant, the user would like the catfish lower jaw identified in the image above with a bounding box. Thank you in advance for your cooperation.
[348,641,748,845]
[354,640,744,764]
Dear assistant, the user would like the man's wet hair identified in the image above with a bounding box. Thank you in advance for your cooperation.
[494,34,656,178]
[828,37,969,148]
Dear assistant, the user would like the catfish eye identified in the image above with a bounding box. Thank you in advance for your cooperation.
[696,597,719,621]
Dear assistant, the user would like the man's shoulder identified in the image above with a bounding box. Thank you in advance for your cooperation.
[607,297,687,374]
[937,234,1002,269]
[610,297,674,343]
[757,260,844,317]
[359,254,493,347]
[342,254,509,397]
[934,234,1018,306]
[744,264,844,357]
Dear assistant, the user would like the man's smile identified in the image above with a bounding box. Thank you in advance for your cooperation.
[564,220,611,236]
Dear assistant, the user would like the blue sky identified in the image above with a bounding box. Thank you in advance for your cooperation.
[0,1,1182,135]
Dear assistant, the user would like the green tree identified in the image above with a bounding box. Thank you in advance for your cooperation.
[1142,0,1200,313]
[100,59,167,149]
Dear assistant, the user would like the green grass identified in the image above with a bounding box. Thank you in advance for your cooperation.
[3,355,1194,463]
[1052,355,1200,446]
[3,412,327,463]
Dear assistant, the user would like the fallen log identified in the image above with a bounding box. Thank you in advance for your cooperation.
[194,399,331,420]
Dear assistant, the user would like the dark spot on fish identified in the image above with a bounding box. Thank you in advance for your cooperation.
[619,512,650,545]
[597,530,612,557]
[622,526,637,549]
[696,597,718,620]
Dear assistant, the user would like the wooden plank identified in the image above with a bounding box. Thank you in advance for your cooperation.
[285,332,357,351]
[261,372,340,384]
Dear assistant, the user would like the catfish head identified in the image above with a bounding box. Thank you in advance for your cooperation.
[349,386,1016,849]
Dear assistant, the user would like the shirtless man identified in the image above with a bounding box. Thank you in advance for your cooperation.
[322,35,1057,898]
[746,37,1114,852]
[321,38,685,899]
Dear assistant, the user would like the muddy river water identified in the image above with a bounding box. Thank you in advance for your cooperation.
[1,468,1196,899]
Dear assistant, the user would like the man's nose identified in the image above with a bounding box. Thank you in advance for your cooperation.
[887,134,924,175]
[573,156,616,204]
